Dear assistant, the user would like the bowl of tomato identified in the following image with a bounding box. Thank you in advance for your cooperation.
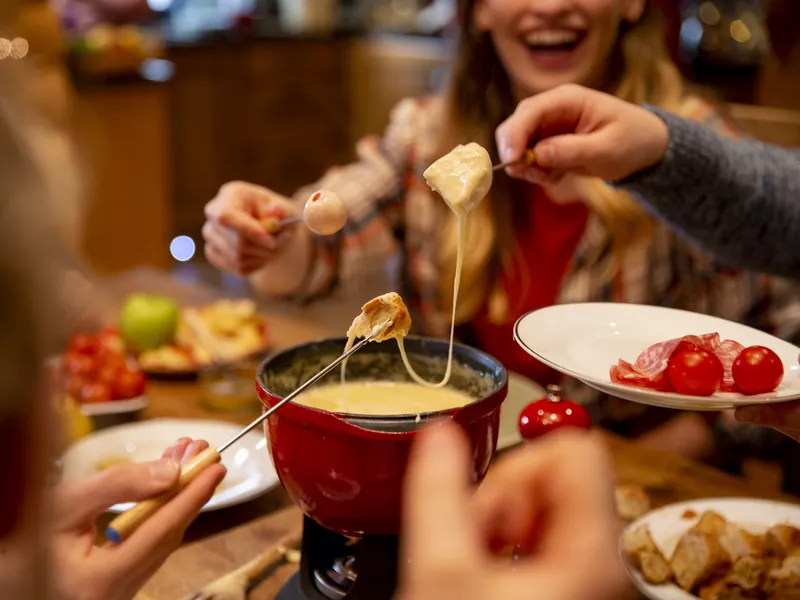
[54,329,149,427]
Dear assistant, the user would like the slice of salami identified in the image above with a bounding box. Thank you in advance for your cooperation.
[630,333,720,379]
[715,339,745,393]
[610,360,670,390]
[610,332,726,393]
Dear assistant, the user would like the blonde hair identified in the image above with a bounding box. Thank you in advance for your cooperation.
[437,1,686,324]
[0,8,61,595]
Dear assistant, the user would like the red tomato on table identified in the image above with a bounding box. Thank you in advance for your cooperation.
[68,333,99,356]
[732,346,784,394]
[96,355,126,383]
[81,381,112,403]
[667,348,723,396]
[63,352,95,377]
[98,327,126,354]
[66,375,89,400]
[111,368,147,400]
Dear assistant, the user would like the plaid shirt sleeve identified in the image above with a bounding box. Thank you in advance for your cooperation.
[289,99,425,301]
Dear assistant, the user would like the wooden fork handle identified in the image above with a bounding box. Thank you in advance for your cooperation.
[106,447,222,543]
[239,527,303,582]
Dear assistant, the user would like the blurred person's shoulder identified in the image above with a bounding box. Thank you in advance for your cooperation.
[384,95,446,158]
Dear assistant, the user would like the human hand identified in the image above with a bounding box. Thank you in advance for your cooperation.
[496,84,669,184]
[203,181,305,277]
[397,424,627,600]
[51,438,226,600]
[735,402,800,442]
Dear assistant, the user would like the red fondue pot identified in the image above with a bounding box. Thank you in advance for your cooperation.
[256,336,508,537]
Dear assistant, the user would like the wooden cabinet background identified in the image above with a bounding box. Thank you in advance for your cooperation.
[76,83,172,273]
[168,40,352,242]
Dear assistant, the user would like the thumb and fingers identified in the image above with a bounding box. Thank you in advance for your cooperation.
[496,84,593,164]
[53,461,180,531]
[111,463,226,586]
[472,430,617,565]
[736,401,800,441]
[55,438,216,530]
[400,423,479,591]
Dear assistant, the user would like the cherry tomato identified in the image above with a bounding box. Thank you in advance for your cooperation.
[68,333,98,356]
[98,327,126,354]
[97,356,125,384]
[80,381,112,404]
[667,348,723,396]
[732,346,784,395]
[518,385,592,440]
[63,352,96,377]
[66,375,89,400]
[111,369,147,400]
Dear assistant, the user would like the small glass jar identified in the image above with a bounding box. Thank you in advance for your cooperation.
[199,360,261,416]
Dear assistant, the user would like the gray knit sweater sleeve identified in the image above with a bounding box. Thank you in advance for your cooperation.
[618,107,800,277]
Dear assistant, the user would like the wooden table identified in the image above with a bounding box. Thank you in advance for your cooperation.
[103,269,796,599]
[135,425,797,599]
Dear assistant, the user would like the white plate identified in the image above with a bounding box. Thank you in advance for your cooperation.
[515,303,800,410]
[497,372,545,450]
[79,395,149,416]
[621,497,800,600]
[61,418,279,512]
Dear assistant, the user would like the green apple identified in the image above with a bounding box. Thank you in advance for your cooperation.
[120,294,180,351]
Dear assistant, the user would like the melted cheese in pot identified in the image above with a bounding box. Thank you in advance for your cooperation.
[296,381,474,416]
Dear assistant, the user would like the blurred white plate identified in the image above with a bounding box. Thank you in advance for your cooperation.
[621,498,800,600]
[79,395,149,416]
[61,418,278,512]
[515,303,800,410]
[497,372,545,450]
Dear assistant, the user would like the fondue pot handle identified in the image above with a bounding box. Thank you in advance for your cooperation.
[105,447,222,543]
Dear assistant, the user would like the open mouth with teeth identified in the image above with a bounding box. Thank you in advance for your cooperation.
[522,29,587,54]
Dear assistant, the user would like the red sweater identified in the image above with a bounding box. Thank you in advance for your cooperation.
[471,187,588,385]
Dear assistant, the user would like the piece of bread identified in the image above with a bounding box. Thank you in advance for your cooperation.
[639,550,672,585]
[621,524,660,563]
[423,143,493,214]
[764,525,800,558]
[347,292,412,342]
[698,579,753,600]
[719,523,759,562]
[692,511,729,537]
[670,531,730,592]
[615,484,651,522]
[620,525,671,584]
[726,555,765,591]
[765,555,800,600]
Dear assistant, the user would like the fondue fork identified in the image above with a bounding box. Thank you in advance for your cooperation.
[106,325,388,544]
[186,529,302,600]
[262,216,302,234]
[492,148,536,172]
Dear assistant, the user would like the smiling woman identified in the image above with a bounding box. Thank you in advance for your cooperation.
[472,0,647,95]
[203,0,800,471]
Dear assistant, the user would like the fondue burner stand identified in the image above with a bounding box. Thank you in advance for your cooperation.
[276,516,400,600]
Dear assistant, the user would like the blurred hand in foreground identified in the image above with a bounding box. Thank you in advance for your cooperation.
[397,424,627,600]
[736,402,800,442]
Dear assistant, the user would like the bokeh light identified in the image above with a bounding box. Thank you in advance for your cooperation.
[170,235,196,262]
